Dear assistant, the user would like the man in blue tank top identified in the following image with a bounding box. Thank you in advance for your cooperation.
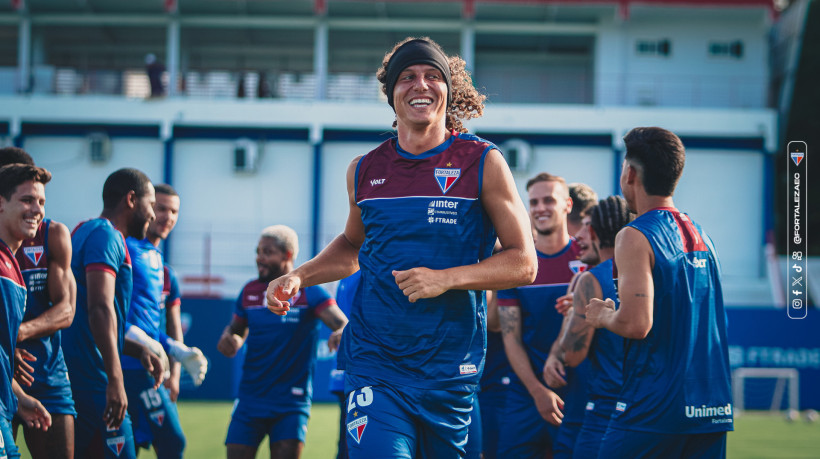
[219,225,347,459]
[63,168,166,459]
[1,148,76,459]
[124,183,206,458]
[266,37,537,459]
[0,163,55,459]
[543,196,633,459]
[497,172,587,459]
[586,127,733,458]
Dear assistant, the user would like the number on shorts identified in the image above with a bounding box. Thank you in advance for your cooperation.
[140,388,162,409]
[347,386,374,412]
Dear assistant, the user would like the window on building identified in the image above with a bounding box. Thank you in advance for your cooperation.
[636,39,671,57]
[708,40,744,59]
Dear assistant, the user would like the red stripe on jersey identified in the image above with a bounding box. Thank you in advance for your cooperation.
[166,298,181,308]
[86,263,116,276]
[655,207,707,253]
[314,298,337,315]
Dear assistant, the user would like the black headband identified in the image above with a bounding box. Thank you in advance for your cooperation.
[385,39,452,110]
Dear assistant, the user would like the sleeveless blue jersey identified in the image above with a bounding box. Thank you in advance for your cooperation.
[15,219,72,392]
[0,239,26,420]
[64,218,133,392]
[498,242,581,382]
[584,258,623,425]
[122,237,165,370]
[234,280,335,413]
[611,208,732,433]
[340,132,498,390]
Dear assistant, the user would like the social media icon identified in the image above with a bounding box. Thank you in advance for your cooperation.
[792,299,803,309]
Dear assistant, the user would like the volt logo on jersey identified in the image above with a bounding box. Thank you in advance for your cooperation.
[106,436,126,456]
[791,151,804,166]
[23,245,44,266]
[150,409,166,426]
[347,415,368,444]
[434,168,461,194]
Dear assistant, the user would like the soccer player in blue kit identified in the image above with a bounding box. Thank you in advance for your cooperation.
[0,148,77,459]
[543,196,633,459]
[219,225,348,459]
[123,183,206,458]
[586,127,733,458]
[266,37,537,459]
[0,163,57,459]
[62,168,166,459]
[497,172,588,459]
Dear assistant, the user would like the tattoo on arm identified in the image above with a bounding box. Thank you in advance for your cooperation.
[563,274,596,353]
[499,306,521,338]
[635,293,649,298]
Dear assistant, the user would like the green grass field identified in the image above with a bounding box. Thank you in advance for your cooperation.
[14,403,820,458]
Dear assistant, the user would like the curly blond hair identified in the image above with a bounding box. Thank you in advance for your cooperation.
[376,37,487,134]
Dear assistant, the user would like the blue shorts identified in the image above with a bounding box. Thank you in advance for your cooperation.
[477,386,507,459]
[225,399,309,447]
[497,382,555,459]
[598,428,727,459]
[123,369,185,458]
[0,416,21,459]
[72,389,136,459]
[344,374,473,459]
[19,373,76,416]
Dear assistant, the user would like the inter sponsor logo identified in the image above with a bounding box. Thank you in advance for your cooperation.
[23,245,44,266]
[615,402,627,412]
[347,415,368,444]
[459,364,478,375]
[428,199,459,209]
[106,436,126,456]
[685,403,732,419]
[434,168,461,194]
[291,387,305,396]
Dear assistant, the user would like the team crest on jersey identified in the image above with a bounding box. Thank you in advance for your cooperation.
[347,415,368,444]
[150,409,166,426]
[791,151,804,166]
[106,435,126,456]
[434,168,461,194]
[569,260,587,274]
[23,245,44,266]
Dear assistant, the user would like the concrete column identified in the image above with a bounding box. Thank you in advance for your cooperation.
[17,15,31,93]
[314,17,329,100]
[166,16,181,97]
[461,22,475,72]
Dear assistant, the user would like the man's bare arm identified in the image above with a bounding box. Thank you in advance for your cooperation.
[18,222,76,342]
[267,157,365,313]
[319,304,349,352]
[586,228,654,339]
[558,272,600,367]
[217,315,249,358]
[500,304,564,425]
